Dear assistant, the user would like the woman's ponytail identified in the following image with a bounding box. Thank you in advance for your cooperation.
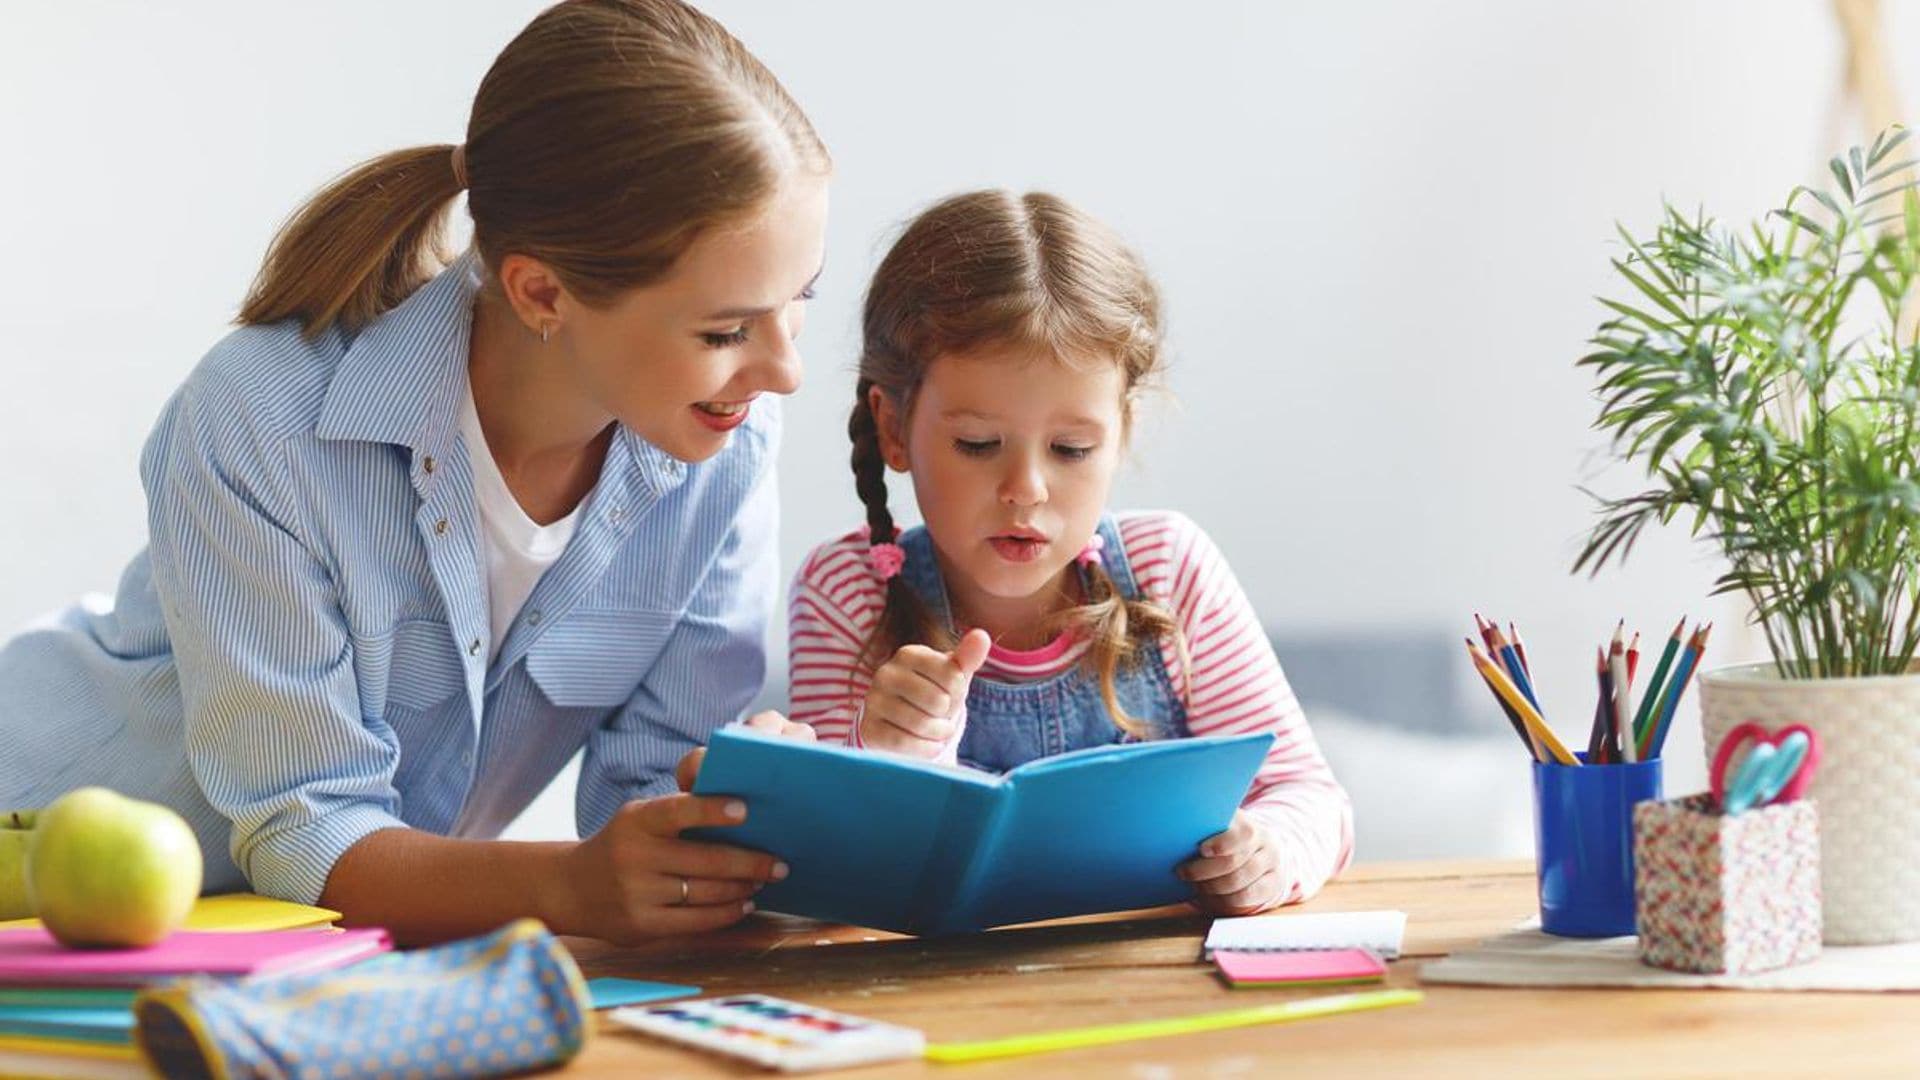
[238,145,463,338]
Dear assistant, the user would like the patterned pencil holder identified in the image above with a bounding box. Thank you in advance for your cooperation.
[1632,793,1822,975]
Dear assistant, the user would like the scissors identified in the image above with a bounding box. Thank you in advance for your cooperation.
[1709,722,1820,815]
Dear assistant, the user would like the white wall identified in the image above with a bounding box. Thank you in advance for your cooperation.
[3,2,1901,852]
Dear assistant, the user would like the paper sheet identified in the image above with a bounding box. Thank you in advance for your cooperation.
[1421,922,1920,991]
[1203,910,1407,960]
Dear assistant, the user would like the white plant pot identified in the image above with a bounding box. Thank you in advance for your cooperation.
[1700,663,1920,945]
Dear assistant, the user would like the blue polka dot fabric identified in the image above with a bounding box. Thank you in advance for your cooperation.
[133,918,591,1079]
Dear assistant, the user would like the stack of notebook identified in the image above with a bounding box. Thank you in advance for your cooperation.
[0,894,388,1077]
[1203,910,1407,989]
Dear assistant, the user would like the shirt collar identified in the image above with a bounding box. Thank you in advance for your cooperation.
[313,250,687,500]
[314,249,480,459]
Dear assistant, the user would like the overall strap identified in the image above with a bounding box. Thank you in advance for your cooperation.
[894,524,955,630]
[1079,514,1141,601]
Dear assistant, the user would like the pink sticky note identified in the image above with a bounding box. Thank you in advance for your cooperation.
[1213,948,1388,988]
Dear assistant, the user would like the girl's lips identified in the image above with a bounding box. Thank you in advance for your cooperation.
[988,536,1047,563]
[691,400,751,432]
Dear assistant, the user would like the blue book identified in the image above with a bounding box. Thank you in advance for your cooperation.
[0,1003,134,1044]
[691,727,1273,935]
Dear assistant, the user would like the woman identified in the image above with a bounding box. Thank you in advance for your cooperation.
[0,0,827,945]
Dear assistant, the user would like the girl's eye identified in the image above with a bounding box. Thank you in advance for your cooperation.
[1053,443,1096,461]
[797,285,818,301]
[954,438,999,457]
[701,327,751,349]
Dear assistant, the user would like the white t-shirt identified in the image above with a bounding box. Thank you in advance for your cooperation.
[456,384,584,660]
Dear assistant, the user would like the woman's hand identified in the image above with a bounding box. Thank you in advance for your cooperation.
[674,710,817,791]
[858,629,991,758]
[553,792,788,945]
[1180,811,1287,915]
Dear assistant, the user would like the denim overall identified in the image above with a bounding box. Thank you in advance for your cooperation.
[896,514,1190,773]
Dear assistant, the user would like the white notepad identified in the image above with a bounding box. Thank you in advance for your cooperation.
[1203,910,1408,960]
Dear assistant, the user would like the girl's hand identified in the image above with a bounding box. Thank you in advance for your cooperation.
[555,792,787,945]
[1180,811,1286,915]
[675,710,817,791]
[859,629,991,758]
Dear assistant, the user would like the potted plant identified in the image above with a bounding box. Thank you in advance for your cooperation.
[1576,129,1920,945]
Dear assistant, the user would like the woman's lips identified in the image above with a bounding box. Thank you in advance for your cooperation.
[692,399,751,432]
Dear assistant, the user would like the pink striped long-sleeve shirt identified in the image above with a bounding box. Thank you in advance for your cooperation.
[787,510,1354,904]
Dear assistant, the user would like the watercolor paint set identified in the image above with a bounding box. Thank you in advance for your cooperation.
[608,993,925,1072]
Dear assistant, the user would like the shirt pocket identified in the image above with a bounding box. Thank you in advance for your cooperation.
[525,608,678,709]
[384,618,469,714]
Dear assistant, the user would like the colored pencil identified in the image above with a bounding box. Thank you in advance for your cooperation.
[1508,621,1532,680]
[1586,648,1611,763]
[1626,631,1641,684]
[1609,634,1635,763]
[1475,617,1543,759]
[1644,623,1710,759]
[1466,641,1578,765]
[1474,613,1500,654]
[1629,617,1686,753]
[1476,664,1541,760]
[1487,624,1543,714]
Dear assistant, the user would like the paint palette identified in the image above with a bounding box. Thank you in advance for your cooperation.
[608,993,926,1072]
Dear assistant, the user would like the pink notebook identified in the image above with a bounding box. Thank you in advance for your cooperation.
[0,927,391,985]
[1213,948,1388,988]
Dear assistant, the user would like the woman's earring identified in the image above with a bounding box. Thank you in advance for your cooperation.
[540,323,553,345]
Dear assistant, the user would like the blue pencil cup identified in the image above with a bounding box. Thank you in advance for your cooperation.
[1531,755,1663,937]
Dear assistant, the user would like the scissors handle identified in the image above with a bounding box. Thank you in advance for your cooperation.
[1709,722,1769,806]
[1710,723,1821,813]
[1769,724,1821,804]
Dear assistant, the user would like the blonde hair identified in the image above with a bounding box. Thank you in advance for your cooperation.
[851,189,1187,737]
[239,0,829,337]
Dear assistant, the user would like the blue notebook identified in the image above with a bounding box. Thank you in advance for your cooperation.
[0,1003,134,1044]
[690,727,1273,935]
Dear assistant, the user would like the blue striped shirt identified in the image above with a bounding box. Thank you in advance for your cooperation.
[0,252,780,904]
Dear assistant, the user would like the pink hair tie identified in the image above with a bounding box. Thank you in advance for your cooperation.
[1076,532,1106,568]
[868,542,907,581]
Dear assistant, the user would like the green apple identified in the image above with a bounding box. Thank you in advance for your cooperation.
[0,810,36,920]
[27,788,202,949]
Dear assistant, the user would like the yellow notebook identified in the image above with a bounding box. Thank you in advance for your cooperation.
[0,1033,139,1061]
[0,1036,145,1080]
[0,893,338,934]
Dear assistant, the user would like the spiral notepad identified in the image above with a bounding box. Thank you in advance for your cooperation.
[1202,911,1407,960]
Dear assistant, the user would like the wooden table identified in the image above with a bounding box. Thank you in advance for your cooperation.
[564,860,1920,1077]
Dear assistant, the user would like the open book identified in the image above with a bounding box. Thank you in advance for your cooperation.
[690,727,1273,935]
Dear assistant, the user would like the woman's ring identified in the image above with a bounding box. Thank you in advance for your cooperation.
[675,876,690,906]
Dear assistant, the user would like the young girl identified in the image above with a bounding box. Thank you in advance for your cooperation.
[789,191,1353,914]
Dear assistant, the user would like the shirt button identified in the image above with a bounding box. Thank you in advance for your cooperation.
[527,610,543,626]
[468,638,482,657]
[422,455,437,475]
[434,518,449,536]
[608,508,627,525]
